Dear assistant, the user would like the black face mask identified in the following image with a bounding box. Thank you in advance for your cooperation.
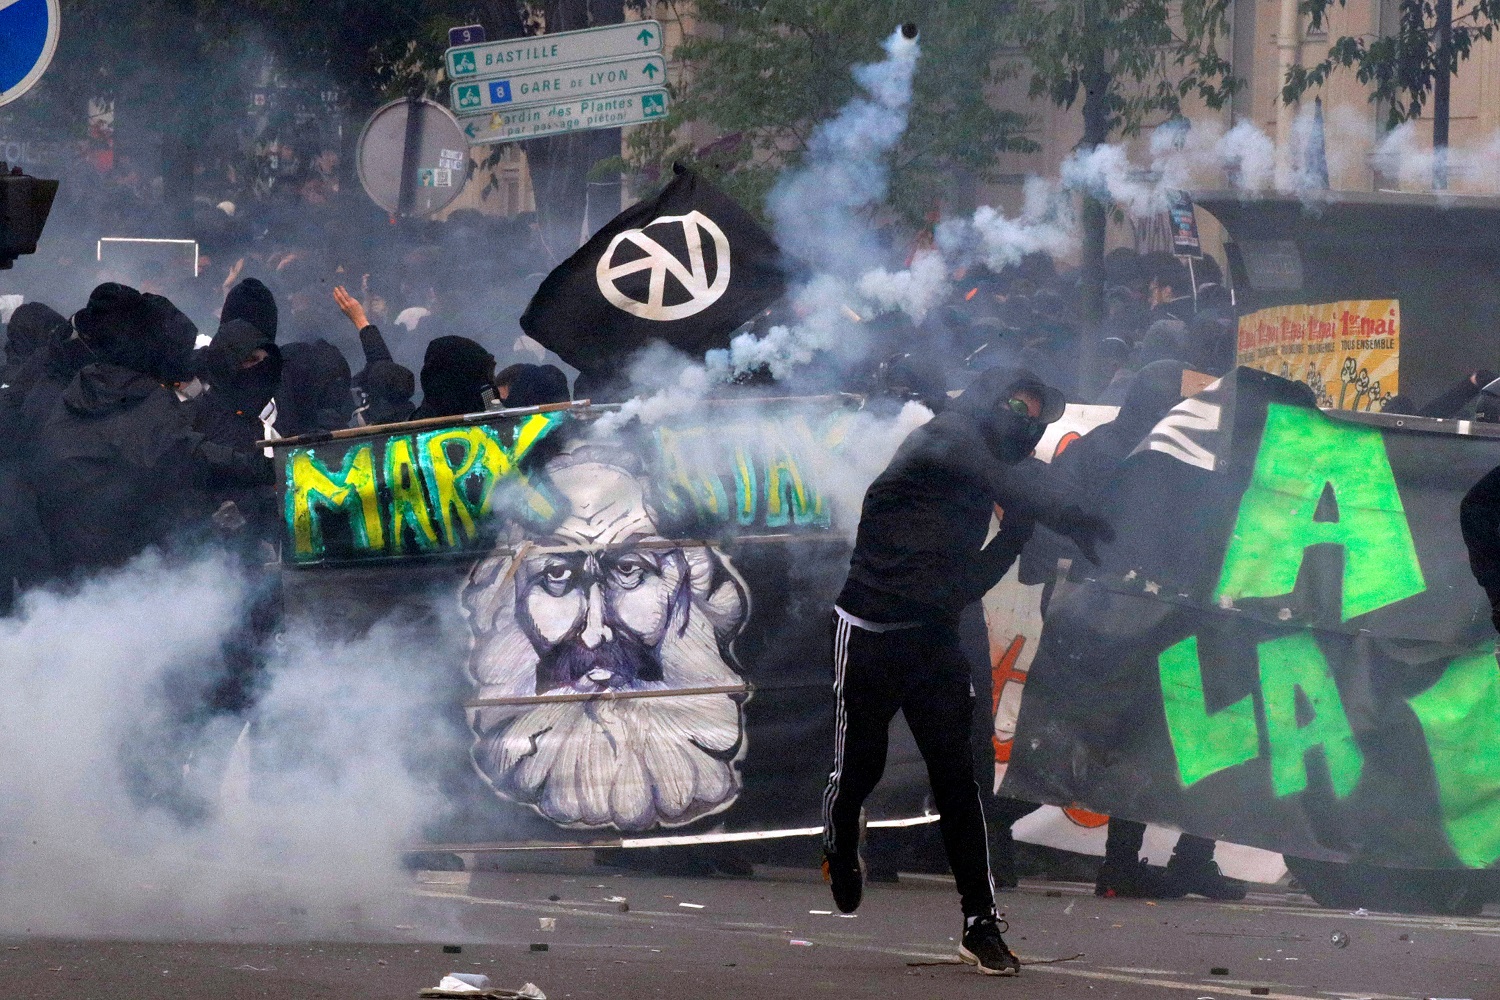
[216,360,280,414]
[981,405,1046,463]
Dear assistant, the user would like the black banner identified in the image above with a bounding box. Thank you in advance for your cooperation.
[520,164,785,374]
[275,400,946,845]
[1003,369,1500,869]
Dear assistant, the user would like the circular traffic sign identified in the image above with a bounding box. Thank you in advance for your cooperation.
[355,97,470,217]
[0,0,60,108]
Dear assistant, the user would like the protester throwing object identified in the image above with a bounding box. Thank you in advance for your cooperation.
[820,365,1114,976]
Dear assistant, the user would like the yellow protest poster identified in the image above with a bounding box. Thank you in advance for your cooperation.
[1235,300,1399,411]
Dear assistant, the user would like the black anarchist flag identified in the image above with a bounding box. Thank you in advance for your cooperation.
[520,164,785,375]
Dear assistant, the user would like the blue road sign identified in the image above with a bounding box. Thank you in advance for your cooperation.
[448,23,486,48]
[0,0,60,108]
[488,80,513,105]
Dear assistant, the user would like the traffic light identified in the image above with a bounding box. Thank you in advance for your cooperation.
[0,165,59,270]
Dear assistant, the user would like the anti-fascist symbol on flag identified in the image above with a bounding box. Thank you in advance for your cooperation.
[519,164,784,375]
[595,211,731,321]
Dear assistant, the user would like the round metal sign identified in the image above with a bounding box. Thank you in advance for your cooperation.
[0,0,61,108]
[356,97,471,217]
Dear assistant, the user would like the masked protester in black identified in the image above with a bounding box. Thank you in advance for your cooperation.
[193,319,283,538]
[413,335,495,419]
[3,302,66,385]
[277,340,354,437]
[0,303,68,611]
[820,366,1113,977]
[31,284,271,578]
[221,277,278,341]
[191,317,286,715]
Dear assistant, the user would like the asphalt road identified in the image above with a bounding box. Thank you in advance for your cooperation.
[7,858,1498,1000]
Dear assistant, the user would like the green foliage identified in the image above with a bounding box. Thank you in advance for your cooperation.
[1285,0,1500,128]
[1006,0,1238,142]
[618,0,1036,223]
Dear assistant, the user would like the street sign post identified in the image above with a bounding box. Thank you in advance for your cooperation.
[450,53,666,116]
[459,89,668,146]
[446,20,663,80]
[356,98,471,217]
[0,0,61,108]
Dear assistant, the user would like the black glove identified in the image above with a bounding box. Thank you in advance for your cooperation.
[1046,504,1115,565]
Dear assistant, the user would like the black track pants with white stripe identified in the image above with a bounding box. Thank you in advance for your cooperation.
[822,613,997,919]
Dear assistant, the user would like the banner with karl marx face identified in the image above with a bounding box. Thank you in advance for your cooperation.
[275,400,946,842]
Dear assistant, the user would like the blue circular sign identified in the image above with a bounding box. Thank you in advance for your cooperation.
[0,0,60,108]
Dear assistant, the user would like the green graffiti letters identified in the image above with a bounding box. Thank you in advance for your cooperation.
[1159,636,1259,786]
[287,445,384,559]
[385,436,441,554]
[285,412,563,561]
[652,414,842,529]
[1216,404,1425,620]
[1160,631,1363,798]
[1257,632,1363,799]
[1408,647,1500,867]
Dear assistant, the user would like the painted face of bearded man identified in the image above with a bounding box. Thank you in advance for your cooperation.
[462,445,751,831]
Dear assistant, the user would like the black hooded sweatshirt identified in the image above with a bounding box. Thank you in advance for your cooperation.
[839,366,1095,627]
[277,340,353,437]
[31,286,266,576]
[193,319,284,540]
[413,335,495,419]
[33,364,267,576]
[2,302,66,384]
[222,277,279,341]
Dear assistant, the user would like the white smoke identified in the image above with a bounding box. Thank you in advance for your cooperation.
[766,28,921,273]
[710,28,926,380]
[1372,120,1500,192]
[0,552,456,939]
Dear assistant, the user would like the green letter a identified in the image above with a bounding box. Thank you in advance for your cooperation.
[1258,633,1363,799]
[1215,404,1424,621]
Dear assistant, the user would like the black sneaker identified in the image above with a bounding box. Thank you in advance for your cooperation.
[959,914,1020,976]
[1095,858,1186,899]
[822,850,863,913]
[1167,858,1248,901]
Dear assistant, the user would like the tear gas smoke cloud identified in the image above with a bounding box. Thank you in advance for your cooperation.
[0,552,458,939]
[1372,119,1500,192]
[713,28,925,380]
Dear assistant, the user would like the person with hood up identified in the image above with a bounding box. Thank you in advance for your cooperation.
[277,340,354,437]
[221,277,279,341]
[2,302,67,385]
[413,335,495,419]
[32,283,270,577]
[1016,360,1247,902]
[0,302,68,610]
[495,362,570,410]
[820,365,1114,976]
[194,318,283,538]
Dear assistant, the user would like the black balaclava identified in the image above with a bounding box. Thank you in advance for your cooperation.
[419,335,495,417]
[73,282,151,363]
[222,277,279,341]
[5,302,66,363]
[74,284,198,382]
[279,340,354,435]
[141,293,199,383]
[505,364,570,409]
[953,365,1064,464]
[205,318,283,414]
[362,360,417,425]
